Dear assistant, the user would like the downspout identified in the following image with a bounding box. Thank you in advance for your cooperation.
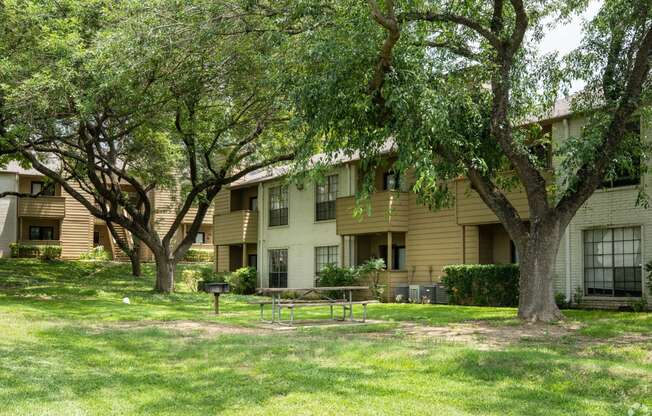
[563,118,572,302]
[257,182,264,288]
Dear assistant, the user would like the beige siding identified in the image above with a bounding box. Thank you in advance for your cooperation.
[405,195,464,283]
[336,191,409,235]
[455,179,529,225]
[214,190,230,215]
[215,245,230,273]
[59,184,94,259]
[213,210,258,245]
[463,225,480,264]
[18,197,65,218]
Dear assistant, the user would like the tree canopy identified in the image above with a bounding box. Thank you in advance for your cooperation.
[0,0,306,291]
[285,0,652,321]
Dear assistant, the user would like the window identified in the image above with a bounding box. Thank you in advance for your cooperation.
[30,181,54,196]
[379,245,406,270]
[269,249,288,288]
[248,254,258,269]
[269,185,288,226]
[93,231,101,246]
[29,226,54,240]
[584,227,642,297]
[383,172,402,191]
[249,196,258,211]
[195,232,205,244]
[315,246,338,276]
[315,175,338,221]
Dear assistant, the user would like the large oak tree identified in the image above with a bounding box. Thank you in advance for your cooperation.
[289,0,652,321]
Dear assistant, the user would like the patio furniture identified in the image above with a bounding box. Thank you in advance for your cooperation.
[254,286,377,325]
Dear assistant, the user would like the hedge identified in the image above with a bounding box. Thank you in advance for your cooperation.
[441,264,519,307]
[183,248,214,262]
[10,243,62,260]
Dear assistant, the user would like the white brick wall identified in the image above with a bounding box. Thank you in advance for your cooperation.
[552,112,652,300]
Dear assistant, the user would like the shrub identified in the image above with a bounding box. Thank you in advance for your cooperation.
[183,248,214,262]
[225,267,257,294]
[317,264,359,287]
[316,264,359,298]
[357,258,386,301]
[442,264,519,307]
[181,269,202,292]
[555,292,569,309]
[9,243,19,258]
[79,246,109,261]
[9,243,61,260]
[40,245,62,261]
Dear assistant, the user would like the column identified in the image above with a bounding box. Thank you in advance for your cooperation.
[242,243,247,268]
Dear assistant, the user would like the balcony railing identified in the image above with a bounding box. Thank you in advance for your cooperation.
[213,210,258,245]
[18,196,66,218]
[336,191,408,235]
[183,205,215,224]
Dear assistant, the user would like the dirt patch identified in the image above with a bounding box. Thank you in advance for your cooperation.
[93,320,269,336]
[396,320,652,350]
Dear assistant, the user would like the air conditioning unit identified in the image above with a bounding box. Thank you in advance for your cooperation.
[393,285,409,302]
[419,285,435,304]
[409,285,420,302]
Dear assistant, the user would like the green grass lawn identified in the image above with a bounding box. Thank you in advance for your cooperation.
[1,259,651,415]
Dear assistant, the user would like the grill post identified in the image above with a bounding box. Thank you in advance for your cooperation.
[213,293,220,314]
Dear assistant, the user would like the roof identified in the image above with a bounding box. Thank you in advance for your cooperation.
[229,139,397,189]
[0,161,44,176]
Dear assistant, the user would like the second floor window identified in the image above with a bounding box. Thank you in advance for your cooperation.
[31,181,54,196]
[269,185,288,226]
[383,172,403,191]
[315,175,338,221]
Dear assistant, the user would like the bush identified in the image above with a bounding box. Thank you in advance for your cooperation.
[181,269,202,292]
[183,248,214,262]
[357,258,386,301]
[40,245,62,261]
[79,246,109,261]
[317,264,359,287]
[9,243,61,260]
[442,264,519,307]
[555,292,569,309]
[225,267,257,294]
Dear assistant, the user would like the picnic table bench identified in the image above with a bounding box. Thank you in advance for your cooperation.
[253,286,378,325]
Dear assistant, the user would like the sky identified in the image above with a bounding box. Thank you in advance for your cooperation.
[538,0,602,92]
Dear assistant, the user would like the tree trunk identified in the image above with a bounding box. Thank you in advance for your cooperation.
[154,250,176,293]
[129,239,142,277]
[129,251,141,277]
[517,221,565,322]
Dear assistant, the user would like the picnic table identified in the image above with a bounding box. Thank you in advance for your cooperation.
[254,286,377,325]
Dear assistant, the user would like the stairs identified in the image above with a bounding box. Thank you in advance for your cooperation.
[110,226,132,262]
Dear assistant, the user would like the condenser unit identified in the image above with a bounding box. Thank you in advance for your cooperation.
[409,285,420,302]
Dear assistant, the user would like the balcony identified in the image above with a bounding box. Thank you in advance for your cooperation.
[183,205,214,224]
[336,191,408,235]
[213,210,258,245]
[18,197,66,218]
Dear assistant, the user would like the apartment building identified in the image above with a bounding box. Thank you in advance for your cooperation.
[214,105,651,309]
[0,162,214,260]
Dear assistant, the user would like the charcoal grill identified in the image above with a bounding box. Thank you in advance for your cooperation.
[200,282,230,314]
